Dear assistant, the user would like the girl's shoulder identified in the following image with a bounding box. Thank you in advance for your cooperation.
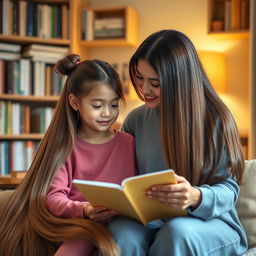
[115,130,135,142]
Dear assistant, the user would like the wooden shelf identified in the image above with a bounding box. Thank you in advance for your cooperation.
[208,30,250,40]
[0,175,23,187]
[0,34,70,45]
[0,94,59,102]
[80,38,137,47]
[0,134,44,140]
[80,6,138,47]
[208,0,250,37]
[0,0,139,186]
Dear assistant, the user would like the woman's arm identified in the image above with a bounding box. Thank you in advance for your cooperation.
[188,177,239,220]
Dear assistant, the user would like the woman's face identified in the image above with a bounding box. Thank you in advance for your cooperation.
[135,59,160,109]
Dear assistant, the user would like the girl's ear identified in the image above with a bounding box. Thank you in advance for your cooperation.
[69,94,79,111]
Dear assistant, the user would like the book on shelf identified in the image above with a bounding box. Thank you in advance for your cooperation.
[0,42,21,53]
[81,10,94,41]
[73,169,187,225]
[0,58,65,95]
[0,140,38,176]
[241,0,249,29]
[231,0,241,30]
[0,0,69,39]
[224,0,231,31]
[0,51,21,60]
[23,44,69,54]
[0,101,29,135]
[94,17,124,39]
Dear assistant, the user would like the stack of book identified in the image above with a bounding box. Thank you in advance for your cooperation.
[0,42,21,60]
[94,17,124,39]
[22,44,69,63]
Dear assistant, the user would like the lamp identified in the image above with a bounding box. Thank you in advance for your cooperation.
[198,51,227,93]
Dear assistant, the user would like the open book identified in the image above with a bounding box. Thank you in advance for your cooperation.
[73,169,187,225]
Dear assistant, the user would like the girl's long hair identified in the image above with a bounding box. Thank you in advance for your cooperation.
[129,30,244,186]
[0,54,124,256]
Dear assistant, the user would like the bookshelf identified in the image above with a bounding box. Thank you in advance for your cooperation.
[208,0,250,39]
[0,0,139,186]
[80,6,138,47]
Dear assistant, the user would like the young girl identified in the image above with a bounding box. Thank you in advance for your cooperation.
[0,54,136,256]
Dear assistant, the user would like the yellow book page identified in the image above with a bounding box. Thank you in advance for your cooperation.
[123,170,187,225]
[74,181,141,222]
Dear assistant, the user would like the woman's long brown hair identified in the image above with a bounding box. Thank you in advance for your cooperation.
[0,54,123,256]
[129,30,244,186]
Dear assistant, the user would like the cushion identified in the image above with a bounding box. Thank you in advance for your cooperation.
[236,160,256,249]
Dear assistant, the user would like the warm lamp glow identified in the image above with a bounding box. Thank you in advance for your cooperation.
[198,51,227,93]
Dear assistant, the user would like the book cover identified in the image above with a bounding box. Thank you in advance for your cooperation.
[73,169,187,225]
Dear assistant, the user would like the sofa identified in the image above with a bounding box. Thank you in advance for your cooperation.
[237,160,256,255]
[0,160,256,255]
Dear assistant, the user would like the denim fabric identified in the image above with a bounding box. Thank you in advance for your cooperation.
[108,216,247,256]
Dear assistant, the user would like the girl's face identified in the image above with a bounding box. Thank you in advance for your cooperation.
[70,83,120,137]
[135,59,160,108]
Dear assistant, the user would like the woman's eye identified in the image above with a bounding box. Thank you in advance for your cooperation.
[135,75,143,80]
[111,104,119,108]
[151,83,160,88]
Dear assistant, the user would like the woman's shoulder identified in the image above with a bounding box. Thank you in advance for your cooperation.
[126,104,146,118]
[125,104,158,122]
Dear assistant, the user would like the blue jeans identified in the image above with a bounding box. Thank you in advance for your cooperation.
[107,216,246,256]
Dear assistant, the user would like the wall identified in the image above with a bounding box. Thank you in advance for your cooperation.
[86,0,250,132]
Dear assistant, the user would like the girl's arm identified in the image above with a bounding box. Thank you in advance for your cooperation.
[45,162,86,218]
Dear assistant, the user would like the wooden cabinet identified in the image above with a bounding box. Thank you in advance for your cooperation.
[0,0,138,186]
[208,0,250,39]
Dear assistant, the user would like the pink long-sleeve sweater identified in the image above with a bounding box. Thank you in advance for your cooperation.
[46,130,137,219]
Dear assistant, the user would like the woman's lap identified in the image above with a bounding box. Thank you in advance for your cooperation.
[108,216,245,256]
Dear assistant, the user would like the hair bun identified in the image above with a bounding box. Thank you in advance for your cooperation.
[54,54,81,76]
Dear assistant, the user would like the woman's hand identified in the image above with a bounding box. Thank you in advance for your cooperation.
[146,174,202,210]
[83,203,118,222]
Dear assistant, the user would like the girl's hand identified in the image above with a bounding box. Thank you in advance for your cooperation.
[83,203,119,222]
[146,174,202,210]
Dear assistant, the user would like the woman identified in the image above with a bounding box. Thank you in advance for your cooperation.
[108,30,248,256]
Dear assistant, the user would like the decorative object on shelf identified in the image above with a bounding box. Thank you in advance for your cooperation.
[198,51,227,93]
[211,13,224,31]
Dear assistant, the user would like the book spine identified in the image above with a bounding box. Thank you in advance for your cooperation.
[26,1,34,36]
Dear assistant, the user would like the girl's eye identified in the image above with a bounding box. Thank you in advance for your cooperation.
[151,83,160,88]
[112,104,119,108]
[92,105,101,109]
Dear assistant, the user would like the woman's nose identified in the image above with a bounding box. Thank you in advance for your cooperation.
[141,81,151,94]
